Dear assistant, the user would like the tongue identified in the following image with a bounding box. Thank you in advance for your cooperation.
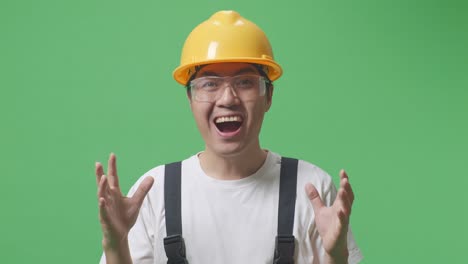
[217,122,241,132]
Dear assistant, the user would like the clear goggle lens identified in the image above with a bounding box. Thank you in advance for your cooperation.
[189,75,267,102]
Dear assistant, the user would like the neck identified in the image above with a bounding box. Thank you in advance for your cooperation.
[199,145,268,180]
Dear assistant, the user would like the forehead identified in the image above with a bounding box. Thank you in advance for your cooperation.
[196,62,259,78]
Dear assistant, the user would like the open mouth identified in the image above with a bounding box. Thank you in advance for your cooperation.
[214,115,243,133]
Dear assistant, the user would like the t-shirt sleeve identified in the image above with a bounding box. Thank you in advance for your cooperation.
[99,175,156,264]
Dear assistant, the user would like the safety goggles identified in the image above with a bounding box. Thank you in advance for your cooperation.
[189,74,267,102]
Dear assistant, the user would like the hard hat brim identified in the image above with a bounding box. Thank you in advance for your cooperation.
[173,58,283,86]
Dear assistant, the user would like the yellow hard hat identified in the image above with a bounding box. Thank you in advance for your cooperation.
[173,10,283,85]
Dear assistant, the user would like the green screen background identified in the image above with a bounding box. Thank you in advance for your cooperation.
[1,0,467,263]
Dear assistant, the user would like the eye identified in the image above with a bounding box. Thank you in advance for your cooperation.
[235,76,256,89]
[198,78,220,90]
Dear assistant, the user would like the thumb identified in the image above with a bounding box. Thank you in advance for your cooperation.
[132,176,155,207]
[305,183,324,211]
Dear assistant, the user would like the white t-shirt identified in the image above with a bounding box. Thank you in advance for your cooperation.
[100,151,363,264]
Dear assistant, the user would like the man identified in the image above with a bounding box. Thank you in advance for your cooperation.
[96,10,363,264]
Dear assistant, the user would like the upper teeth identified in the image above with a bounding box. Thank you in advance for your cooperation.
[215,116,242,123]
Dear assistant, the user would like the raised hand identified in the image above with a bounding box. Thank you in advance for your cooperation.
[305,170,354,263]
[95,153,154,250]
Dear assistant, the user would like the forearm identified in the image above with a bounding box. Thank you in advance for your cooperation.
[324,252,348,264]
[102,238,132,264]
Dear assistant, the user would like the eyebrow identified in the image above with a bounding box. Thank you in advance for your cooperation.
[199,67,257,77]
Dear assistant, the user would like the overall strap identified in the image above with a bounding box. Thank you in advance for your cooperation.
[164,161,189,264]
[273,157,299,264]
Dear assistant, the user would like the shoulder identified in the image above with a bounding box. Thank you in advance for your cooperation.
[296,158,334,193]
[294,157,337,206]
[126,154,198,197]
[126,164,164,200]
[270,152,335,197]
[272,152,333,188]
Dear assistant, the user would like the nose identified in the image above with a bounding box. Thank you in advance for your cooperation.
[216,84,240,107]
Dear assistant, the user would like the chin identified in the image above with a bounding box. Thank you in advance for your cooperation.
[208,142,246,157]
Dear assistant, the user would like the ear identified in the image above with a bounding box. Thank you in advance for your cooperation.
[265,84,274,112]
[186,89,193,103]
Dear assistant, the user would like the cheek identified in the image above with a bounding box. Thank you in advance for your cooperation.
[191,103,212,130]
[247,102,268,127]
